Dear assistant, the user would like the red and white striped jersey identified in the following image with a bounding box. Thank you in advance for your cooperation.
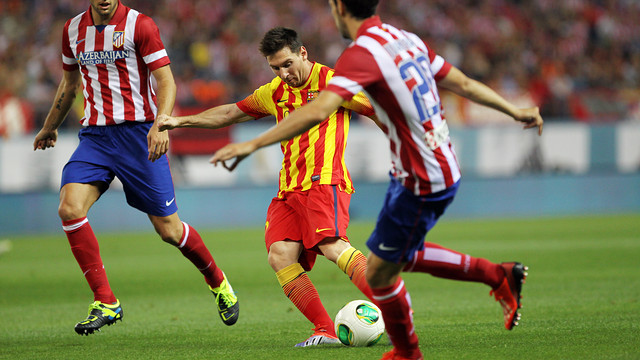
[61,2,170,126]
[326,16,461,196]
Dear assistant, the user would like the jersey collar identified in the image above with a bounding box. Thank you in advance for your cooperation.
[109,0,127,24]
[298,61,317,89]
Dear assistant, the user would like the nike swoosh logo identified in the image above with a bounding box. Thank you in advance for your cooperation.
[277,99,287,103]
[76,39,85,44]
[378,243,398,251]
[165,198,175,206]
[315,227,332,233]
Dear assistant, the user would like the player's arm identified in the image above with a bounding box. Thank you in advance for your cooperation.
[147,64,176,162]
[33,69,81,151]
[157,103,254,131]
[437,65,543,135]
[210,90,345,171]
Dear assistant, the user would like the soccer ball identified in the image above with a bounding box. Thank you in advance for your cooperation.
[334,300,385,347]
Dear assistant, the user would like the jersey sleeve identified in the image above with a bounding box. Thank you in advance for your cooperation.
[422,41,451,81]
[134,14,170,71]
[341,91,375,117]
[61,20,78,71]
[235,83,274,119]
[326,45,383,102]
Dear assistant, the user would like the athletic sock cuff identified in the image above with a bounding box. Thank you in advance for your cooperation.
[336,246,358,273]
[276,263,305,287]
[62,217,89,232]
[372,277,405,303]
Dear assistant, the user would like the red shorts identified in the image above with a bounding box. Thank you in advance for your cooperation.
[265,184,351,271]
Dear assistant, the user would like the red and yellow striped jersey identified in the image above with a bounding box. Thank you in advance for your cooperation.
[236,62,374,197]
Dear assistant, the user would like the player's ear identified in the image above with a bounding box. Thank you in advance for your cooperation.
[336,0,347,17]
[299,46,308,61]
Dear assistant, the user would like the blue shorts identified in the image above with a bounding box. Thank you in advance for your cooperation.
[366,176,459,264]
[61,122,178,217]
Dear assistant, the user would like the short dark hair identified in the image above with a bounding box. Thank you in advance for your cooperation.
[259,27,303,57]
[333,0,379,19]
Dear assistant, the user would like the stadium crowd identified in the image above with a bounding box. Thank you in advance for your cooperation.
[1,0,639,136]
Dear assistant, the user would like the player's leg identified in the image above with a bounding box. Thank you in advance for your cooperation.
[404,242,528,329]
[318,238,373,301]
[266,196,337,346]
[308,185,373,301]
[404,242,504,288]
[59,182,115,304]
[59,182,124,335]
[269,240,338,346]
[148,213,238,326]
[367,254,421,360]
[148,212,225,288]
[59,142,124,335]
[114,122,237,325]
[365,178,439,360]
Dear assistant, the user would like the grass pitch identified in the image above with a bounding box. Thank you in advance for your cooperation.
[1,214,638,359]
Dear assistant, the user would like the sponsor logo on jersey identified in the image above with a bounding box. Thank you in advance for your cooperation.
[77,50,131,65]
[112,31,125,48]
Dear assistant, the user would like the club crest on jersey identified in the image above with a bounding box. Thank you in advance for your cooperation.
[307,91,319,103]
[112,31,125,48]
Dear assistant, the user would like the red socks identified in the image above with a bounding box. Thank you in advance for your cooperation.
[62,217,116,304]
[369,242,505,358]
[63,219,224,302]
[372,277,421,359]
[176,222,224,288]
[277,263,335,335]
[404,242,503,288]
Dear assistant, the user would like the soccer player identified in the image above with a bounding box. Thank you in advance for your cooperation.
[32,0,238,335]
[210,0,544,359]
[158,27,375,347]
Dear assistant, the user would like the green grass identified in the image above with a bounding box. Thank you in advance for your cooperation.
[1,214,639,359]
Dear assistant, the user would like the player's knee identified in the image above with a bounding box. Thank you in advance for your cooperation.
[268,251,294,272]
[318,237,350,263]
[57,201,86,221]
[153,223,182,245]
[149,215,183,245]
[267,252,282,271]
[157,228,182,245]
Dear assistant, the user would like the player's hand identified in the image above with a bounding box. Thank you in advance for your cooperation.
[33,129,58,151]
[514,107,544,136]
[209,141,256,172]
[147,124,169,162]
[157,114,178,131]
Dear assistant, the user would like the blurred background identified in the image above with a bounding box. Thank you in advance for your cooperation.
[1,0,639,235]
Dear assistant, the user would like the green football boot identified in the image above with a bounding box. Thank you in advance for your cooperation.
[209,273,239,326]
[74,299,123,335]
